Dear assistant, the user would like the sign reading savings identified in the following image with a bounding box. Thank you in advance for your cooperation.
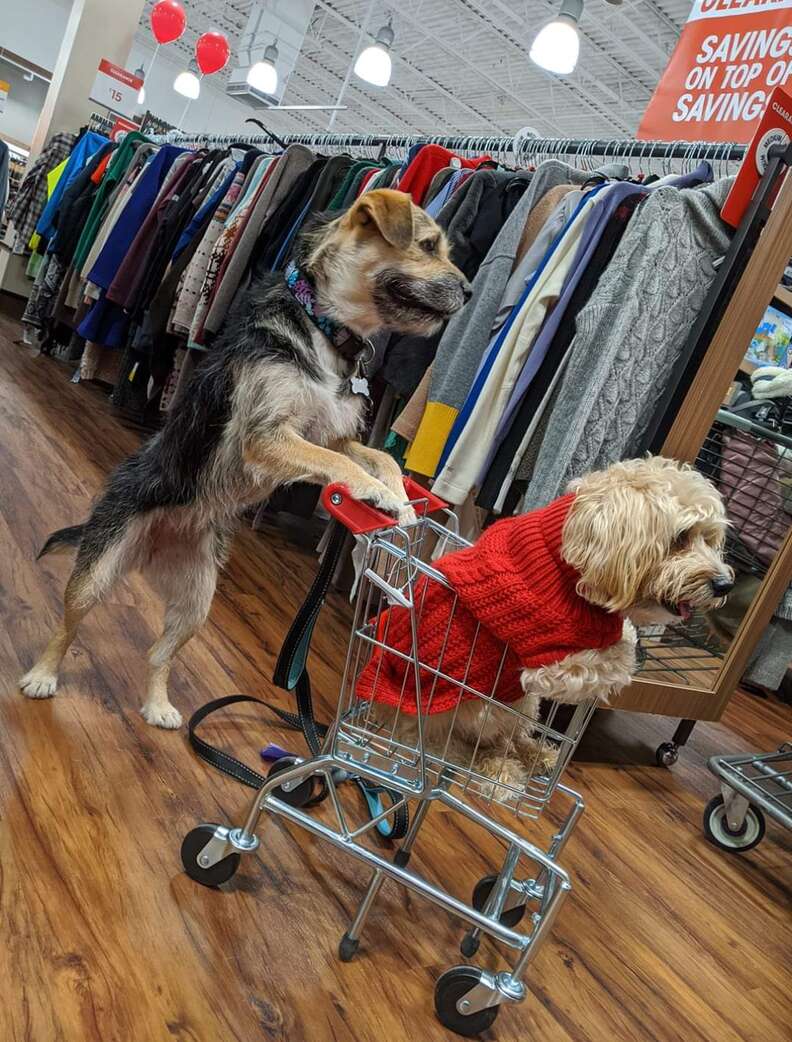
[638,0,792,142]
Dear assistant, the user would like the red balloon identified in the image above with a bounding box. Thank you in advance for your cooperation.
[150,0,186,45]
[195,31,230,76]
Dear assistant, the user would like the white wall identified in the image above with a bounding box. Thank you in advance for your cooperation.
[0,59,49,147]
[128,40,256,136]
[0,0,71,70]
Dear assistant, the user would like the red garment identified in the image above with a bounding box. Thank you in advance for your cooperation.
[91,153,112,184]
[397,144,492,205]
[355,494,624,714]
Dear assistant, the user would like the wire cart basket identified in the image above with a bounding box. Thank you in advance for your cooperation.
[181,481,601,1036]
[703,743,792,853]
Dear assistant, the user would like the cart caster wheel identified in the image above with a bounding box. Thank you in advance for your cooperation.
[338,932,359,962]
[655,742,679,767]
[435,966,500,1037]
[267,757,318,808]
[471,874,526,929]
[703,795,765,852]
[181,824,241,887]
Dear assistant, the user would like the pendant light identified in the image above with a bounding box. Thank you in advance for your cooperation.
[354,18,394,87]
[530,0,583,76]
[174,58,200,99]
[247,41,279,95]
[135,66,146,106]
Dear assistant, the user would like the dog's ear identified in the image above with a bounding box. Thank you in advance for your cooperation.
[348,189,415,250]
[562,467,675,612]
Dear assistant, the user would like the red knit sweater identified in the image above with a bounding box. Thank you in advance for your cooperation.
[355,494,624,714]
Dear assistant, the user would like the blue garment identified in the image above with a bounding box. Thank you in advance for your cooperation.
[36,131,109,243]
[88,144,184,290]
[425,169,468,219]
[172,166,237,260]
[77,290,131,348]
[436,185,605,472]
[272,200,311,271]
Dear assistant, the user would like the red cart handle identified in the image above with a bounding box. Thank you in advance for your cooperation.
[322,477,448,535]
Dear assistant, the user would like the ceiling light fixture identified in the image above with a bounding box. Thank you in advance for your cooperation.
[174,58,200,99]
[135,66,146,105]
[530,0,583,76]
[354,18,394,87]
[247,41,279,95]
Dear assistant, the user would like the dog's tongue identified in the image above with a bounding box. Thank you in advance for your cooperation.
[679,601,693,622]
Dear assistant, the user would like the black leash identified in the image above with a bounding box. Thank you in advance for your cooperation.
[187,520,409,838]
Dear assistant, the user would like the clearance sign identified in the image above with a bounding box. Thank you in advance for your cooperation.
[638,0,792,142]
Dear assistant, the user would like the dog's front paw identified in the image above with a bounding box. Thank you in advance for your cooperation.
[20,666,58,699]
[354,485,410,525]
[140,701,183,729]
[398,503,418,526]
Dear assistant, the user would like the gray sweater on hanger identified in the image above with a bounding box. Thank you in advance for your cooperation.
[522,177,734,510]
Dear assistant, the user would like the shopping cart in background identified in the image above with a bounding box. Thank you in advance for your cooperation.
[704,743,792,853]
[181,480,598,1036]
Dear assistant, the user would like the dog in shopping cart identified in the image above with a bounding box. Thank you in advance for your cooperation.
[20,189,471,729]
[360,457,735,787]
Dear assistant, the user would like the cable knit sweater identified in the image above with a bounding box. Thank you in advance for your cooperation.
[522,178,733,510]
[355,494,623,713]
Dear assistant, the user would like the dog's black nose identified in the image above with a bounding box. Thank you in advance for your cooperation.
[460,280,473,303]
[711,575,734,596]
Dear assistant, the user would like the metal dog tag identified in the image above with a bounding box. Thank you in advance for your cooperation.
[350,374,370,397]
[350,340,374,397]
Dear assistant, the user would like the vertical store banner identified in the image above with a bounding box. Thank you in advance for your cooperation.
[638,0,792,142]
[0,79,9,115]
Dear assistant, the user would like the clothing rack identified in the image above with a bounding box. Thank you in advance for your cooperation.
[152,130,746,174]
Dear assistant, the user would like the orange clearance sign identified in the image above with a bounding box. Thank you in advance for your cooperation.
[638,0,792,142]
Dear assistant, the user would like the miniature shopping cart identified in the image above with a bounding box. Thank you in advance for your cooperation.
[181,480,597,1036]
[703,743,792,853]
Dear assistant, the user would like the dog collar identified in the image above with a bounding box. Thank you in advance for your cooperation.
[284,261,369,362]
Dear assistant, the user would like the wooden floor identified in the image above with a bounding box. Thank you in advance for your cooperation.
[0,311,790,1042]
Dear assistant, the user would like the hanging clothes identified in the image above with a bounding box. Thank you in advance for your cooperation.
[33,130,109,247]
[431,186,605,504]
[394,143,493,205]
[382,168,533,400]
[405,160,593,478]
[522,178,733,510]
[9,131,77,254]
[199,143,315,339]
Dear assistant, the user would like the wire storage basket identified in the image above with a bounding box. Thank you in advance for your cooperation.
[636,407,792,686]
[181,482,598,1036]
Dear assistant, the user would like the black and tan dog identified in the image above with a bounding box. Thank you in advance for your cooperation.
[21,189,471,728]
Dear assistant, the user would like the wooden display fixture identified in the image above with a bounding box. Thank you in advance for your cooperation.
[618,166,792,722]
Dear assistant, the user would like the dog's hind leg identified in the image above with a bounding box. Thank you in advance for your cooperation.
[20,528,135,699]
[140,528,219,730]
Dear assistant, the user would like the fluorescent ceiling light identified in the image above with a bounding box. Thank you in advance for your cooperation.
[530,0,582,76]
[247,42,279,94]
[354,20,394,87]
[174,60,200,100]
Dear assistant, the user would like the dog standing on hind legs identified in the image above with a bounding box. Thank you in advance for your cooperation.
[20,189,471,728]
